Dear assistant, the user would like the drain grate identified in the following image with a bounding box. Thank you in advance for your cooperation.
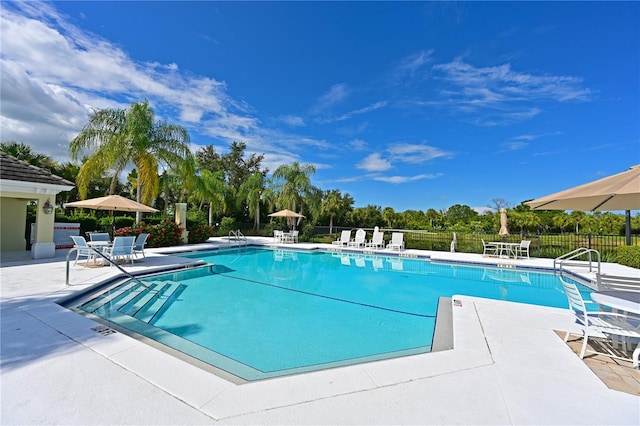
[91,325,117,336]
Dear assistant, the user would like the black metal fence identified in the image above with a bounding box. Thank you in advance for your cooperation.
[311,226,638,261]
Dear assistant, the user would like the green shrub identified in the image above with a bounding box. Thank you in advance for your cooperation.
[218,217,237,236]
[615,245,640,269]
[188,223,214,244]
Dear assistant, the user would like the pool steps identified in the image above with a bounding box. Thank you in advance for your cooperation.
[79,281,186,324]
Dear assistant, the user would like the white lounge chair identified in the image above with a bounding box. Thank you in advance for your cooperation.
[332,230,352,247]
[482,239,498,257]
[365,230,385,249]
[133,233,149,258]
[70,235,96,267]
[386,232,405,251]
[104,236,135,266]
[560,279,640,366]
[515,240,531,259]
[348,229,367,248]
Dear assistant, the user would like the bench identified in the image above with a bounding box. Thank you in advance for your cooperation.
[596,273,640,292]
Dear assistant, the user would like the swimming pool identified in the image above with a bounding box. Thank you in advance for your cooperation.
[68,247,590,382]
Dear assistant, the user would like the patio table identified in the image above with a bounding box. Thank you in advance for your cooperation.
[590,291,640,315]
[490,241,520,258]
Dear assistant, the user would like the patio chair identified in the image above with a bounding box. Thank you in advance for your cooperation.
[89,232,111,242]
[133,233,149,258]
[515,240,531,259]
[332,230,352,247]
[365,230,385,249]
[387,232,405,251]
[70,235,96,267]
[482,239,498,257]
[104,236,135,266]
[348,229,367,248]
[560,279,640,365]
[273,230,284,243]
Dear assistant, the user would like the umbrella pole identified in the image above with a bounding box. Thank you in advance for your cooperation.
[626,210,631,245]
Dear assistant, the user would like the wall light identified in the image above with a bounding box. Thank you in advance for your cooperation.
[42,198,54,215]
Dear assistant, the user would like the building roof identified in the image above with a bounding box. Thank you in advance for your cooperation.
[0,152,74,187]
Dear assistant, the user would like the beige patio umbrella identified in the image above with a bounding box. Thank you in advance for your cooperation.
[525,165,640,244]
[65,195,158,212]
[499,208,509,237]
[525,165,640,211]
[268,209,305,230]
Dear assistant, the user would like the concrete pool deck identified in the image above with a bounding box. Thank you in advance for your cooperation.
[1,238,639,424]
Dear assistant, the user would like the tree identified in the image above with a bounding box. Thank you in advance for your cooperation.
[69,100,192,222]
[382,207,396,228]
[192,170,227,226]
[239,171,265,230]
[321,190,343,234]
[1,141,56,170]
[270,162,317,225]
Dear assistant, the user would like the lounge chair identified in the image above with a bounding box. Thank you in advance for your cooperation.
[348,229,367,248]
[515,240,531,259]
[133,233,149,258]
[70,235,96,267]
[560,278,640,365]
[386,232,405,251]
[365,230,385,249]
[104,236,135,266]
[332,230,352,247]
[482,239,498,257]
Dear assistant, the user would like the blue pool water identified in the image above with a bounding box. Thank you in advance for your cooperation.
[74,247,591,381]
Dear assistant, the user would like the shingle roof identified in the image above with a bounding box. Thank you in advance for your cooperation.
[0,152,74,187]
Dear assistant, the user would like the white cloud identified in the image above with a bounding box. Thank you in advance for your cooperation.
[0,3,273,162]
[279,115,306,127]
[373,173,441,184]
[356,153,392,172]
[387,143,454,163]
[335,101,387,121]
[348,139,368,151]
[313,83,350,113]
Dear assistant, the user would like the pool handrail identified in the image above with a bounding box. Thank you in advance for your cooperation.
[554,247,600,275]
[65,246,152,290]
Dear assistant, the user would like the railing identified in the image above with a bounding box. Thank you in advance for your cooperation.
[553,247,601,276]
[65,246,153,290]
[228,229,247,245]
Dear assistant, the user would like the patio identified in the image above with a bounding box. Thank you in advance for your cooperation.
[1,238,638,424]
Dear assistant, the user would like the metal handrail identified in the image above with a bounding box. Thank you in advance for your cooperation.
[65,246,152,290]
[554,247,601,275]
[228,229,247,245]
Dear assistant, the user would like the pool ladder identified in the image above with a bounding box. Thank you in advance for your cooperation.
[228,229,247,246]
[554,247,601,276]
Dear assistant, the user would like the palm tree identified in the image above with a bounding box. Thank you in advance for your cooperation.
[270,162,317,224]
[69,100,192,222]
[239,171,265,230]
[321,190,342,235]
[1,141,55,170]
[192,169,227,226]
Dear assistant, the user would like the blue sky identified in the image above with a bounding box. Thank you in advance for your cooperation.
[1,1,638,213]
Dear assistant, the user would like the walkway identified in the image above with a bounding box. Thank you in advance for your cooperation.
[1,238,638,424]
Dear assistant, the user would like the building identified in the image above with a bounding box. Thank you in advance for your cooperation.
[0,152,74,259]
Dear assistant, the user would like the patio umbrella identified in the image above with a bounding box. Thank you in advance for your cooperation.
[499,208,509,237]
[65,195,158,213]
[268,209,305,230]
[525,165,640,244]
